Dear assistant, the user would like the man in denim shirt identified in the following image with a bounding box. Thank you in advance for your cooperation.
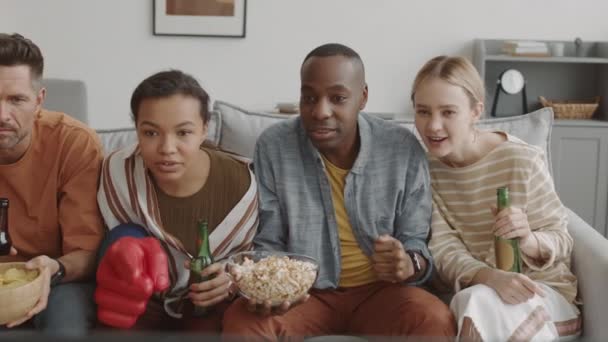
[224,43,455,339]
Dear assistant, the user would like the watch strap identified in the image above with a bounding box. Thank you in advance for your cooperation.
[50,259,66,287]
[406,250,422,275]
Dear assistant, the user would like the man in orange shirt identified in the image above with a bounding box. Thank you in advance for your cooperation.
[0,33,104,336]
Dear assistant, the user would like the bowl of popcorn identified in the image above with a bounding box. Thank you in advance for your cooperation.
[226,251,319,306]
[0,262,44,325]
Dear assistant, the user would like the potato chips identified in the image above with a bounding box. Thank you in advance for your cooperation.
[0,267,38,289]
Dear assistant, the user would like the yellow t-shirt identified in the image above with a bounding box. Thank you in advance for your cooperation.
[322,155,377,287]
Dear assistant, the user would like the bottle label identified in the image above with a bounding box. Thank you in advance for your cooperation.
[495,236,522,272]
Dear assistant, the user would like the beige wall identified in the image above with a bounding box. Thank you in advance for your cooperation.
[2,0,607,129]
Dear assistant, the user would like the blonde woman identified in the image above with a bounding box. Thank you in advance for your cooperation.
[411,56,581,341]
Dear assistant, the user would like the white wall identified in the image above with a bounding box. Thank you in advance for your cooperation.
[2,0,607,129]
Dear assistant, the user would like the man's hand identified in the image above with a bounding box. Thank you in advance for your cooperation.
[372,234,413,283]
[484,269,545,305]
[5,255,58,328]
[245,295,310,317]
[0,247,26,263]
[185,262,232,308]
[95,237,169,329]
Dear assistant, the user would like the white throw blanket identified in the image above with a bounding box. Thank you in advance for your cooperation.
[451,283,581,341]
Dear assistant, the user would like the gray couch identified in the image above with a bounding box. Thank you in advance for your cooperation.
[95,101,608,340]
[42,78,89,124]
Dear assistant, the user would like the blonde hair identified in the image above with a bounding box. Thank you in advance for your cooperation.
[411,56,485,109]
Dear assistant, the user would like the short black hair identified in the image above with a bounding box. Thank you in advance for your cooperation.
[302,43,364,73]
[0,33,44,81]
[130,70,210,124]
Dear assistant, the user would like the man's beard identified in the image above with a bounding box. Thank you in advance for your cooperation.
[0,125,26,150]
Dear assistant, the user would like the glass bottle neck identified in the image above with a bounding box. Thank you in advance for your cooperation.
[197,227,211,258]
[0,207,7,231]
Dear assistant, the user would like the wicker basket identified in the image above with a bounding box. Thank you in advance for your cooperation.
[0,262,43,325]
[539,96,600,120]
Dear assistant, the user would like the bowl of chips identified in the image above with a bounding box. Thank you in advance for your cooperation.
[226,251,319,306]
[0,262,43,325]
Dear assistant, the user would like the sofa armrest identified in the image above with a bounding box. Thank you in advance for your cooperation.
[566,207,608,340]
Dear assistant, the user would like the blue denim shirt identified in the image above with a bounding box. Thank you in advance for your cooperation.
[252,113,433,289]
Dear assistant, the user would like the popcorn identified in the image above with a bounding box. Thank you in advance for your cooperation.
[235,255,317,304]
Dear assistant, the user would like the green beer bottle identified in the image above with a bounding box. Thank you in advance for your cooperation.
[190,220,214,316]
[494,187,523,273]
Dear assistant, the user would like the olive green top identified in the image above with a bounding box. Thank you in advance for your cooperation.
[154,146,251,256]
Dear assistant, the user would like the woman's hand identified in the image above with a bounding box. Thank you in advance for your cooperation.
[185,262,233,308]
[492,206,532,241]
[483,268,545,305]
[492,206,541,258]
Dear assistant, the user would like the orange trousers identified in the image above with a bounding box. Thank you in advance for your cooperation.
[223,282,456,341]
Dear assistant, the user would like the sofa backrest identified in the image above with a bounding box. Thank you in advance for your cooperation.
[393,108,554,171]
[42,78,88,124]
[96,101,554,172]
[209,101,554,171]
[96,110,222,155]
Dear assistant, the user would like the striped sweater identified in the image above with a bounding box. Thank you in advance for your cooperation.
[97,143,259,317]
[428,134,578,303]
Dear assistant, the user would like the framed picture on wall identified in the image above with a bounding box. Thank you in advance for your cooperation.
[154,0,247,38]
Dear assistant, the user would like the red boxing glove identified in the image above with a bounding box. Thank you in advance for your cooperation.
[95,237,170,329]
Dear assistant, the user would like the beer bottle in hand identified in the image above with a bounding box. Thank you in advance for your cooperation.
[0,198,12,256]
[190,220,214,316]
[494,187,522,273]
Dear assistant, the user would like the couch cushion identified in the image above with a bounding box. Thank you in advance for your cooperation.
[42,78,88,124]
[96,110,222,154]
[96,127,138,155]
[214,101,294,158]
[394,107,554,173]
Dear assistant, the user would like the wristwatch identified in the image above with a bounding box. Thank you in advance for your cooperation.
[50,259,66,287]
[406,250,423,275]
